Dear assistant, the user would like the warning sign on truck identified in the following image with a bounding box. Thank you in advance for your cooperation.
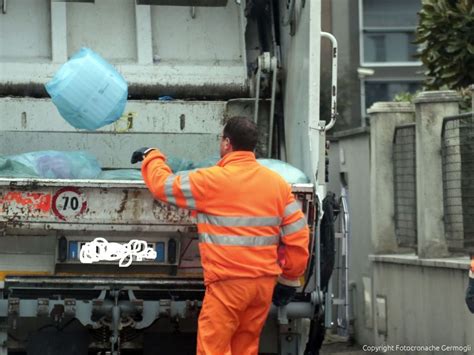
[51,187,87,221]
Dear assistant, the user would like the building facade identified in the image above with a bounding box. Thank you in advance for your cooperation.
[324,0,423,131]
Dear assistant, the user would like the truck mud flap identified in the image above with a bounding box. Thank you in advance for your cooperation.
[303,305,325,355]
[320,192,339,292]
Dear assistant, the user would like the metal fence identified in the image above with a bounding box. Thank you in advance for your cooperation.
[393,123,417,248]
[441,112,474,253]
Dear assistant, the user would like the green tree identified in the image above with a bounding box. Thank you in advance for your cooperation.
[415,0,474,90]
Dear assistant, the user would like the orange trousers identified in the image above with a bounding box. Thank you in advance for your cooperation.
[197,276,276,355]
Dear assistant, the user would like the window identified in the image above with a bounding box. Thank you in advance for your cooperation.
[360,0,422,65]
[365,81,422,111]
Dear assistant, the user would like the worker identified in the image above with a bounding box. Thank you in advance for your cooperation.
[131,116,309,354]
[467,255,474,313]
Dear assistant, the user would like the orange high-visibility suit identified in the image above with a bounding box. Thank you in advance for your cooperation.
[142,150,310,355]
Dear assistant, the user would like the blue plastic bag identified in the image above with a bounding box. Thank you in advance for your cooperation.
[8,151,102,179]
[192,156,220,170]
[258,159,309,184]
[0,157,39,178]
[45,48,128,130]
[167,156,195,173]
[98,169,143,180]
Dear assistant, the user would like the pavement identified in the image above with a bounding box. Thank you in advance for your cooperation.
[320,333,365,355]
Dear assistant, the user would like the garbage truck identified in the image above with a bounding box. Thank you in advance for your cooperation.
[0,0,338,353]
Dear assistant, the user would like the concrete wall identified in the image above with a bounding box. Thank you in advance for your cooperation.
[371,257,473,354]
[329,94,473,350]
[328,129,373,345]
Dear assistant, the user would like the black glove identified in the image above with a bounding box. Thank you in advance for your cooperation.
[272,283,297,307]
[131,147,156,164]
[466,275,474,314]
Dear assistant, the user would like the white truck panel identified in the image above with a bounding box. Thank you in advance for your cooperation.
[150,4,243,63]
[0,97,226,168]
[0,0,52,61]
[66,0,138,62]
[278,0,321,180]
[0,0,248,97]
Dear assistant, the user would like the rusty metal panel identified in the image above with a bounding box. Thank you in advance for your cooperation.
[0,179,195,230]
[0,180,314,230]
[0,180,315,278]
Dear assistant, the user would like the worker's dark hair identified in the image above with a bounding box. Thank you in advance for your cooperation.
[223,116,258,151]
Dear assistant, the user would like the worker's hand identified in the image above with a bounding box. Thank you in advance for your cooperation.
[131,147,156,164]
[272,283,297,307]
[466,273,474,314]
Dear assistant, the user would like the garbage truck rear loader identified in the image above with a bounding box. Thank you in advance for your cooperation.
[0,0,338,353]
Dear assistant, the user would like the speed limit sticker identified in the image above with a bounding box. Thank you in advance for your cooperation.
[52,187,87,221]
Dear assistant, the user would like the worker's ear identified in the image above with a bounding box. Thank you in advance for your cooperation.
[225,138,233,151]
[223,137,232,152]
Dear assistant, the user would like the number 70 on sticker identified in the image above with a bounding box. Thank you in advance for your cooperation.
[52,187,87,221]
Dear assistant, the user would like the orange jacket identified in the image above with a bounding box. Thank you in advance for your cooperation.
[142,150,310,286]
